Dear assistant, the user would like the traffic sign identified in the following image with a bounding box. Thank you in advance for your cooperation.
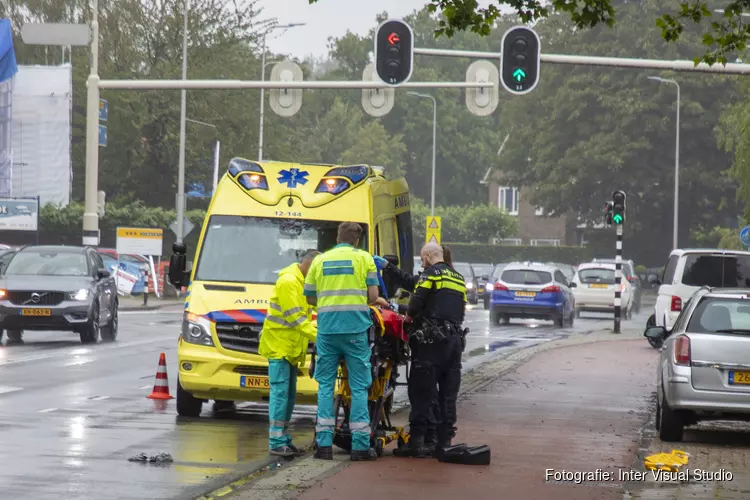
[99,99,108,122]
[21,23,89,46]
[741,226,750,246]
[466,60,499,116]
[98,124,107,147]
[425,215,441,245]
[269,61,303,117]
[170,217,195,238]
[362,63,395,117]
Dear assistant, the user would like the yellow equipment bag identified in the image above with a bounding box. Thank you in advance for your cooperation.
[644,450,690,472]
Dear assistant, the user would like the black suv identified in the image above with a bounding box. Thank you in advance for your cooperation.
[0,246,119,344]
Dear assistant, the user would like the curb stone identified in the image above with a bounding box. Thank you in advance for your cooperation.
[207,327,649,500]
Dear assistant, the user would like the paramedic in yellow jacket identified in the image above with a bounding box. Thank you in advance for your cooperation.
[259,249,320,457]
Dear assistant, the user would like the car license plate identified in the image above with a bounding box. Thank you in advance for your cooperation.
[515,291,536,298]
[728,371,750,385]
[240,375,269,389]
[589,284,608,289]
[21,308,51,316]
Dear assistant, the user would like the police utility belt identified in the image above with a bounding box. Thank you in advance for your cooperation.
[410,319,468,345]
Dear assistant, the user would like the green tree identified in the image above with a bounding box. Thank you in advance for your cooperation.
[310,0,750,65]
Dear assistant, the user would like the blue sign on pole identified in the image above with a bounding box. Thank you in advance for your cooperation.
[99,99,108,121]
[740,226,750,246]
[98,124,107,147]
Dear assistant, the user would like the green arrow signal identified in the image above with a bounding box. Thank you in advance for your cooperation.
[512,68,526,82]
[613,214,623,224]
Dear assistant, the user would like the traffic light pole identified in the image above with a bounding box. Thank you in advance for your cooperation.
[414,47,750,74]
[614,224,623,334]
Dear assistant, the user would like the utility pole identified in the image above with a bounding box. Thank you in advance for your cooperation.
[82,0,100,246]
[175,0,189,244]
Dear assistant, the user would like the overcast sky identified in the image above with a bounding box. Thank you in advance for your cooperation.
[258,0,427,59]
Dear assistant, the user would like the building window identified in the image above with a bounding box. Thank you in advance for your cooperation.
[498,186,519,215]
[531,239,561,247]
[535,207,544,216]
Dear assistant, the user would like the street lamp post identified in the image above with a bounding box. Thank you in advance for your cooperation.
[186,118,220,194]
[258,22,305,161]
[175,0,189,244]
[648,76,680,249]
[408,92,437,216]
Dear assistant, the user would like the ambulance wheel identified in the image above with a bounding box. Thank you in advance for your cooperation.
[176,377,203,417]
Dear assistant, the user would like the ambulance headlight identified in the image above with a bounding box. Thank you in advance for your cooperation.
[181,313,214,346]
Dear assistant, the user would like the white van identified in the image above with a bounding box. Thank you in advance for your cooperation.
[654,248,750,330]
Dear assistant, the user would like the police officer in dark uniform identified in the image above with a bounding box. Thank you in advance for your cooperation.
[392,242,467,458]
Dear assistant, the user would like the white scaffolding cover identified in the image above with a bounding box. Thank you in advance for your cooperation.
[10,64,72,206]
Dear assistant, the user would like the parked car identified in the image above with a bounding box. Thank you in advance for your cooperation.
[591,258,642,313]
[652,249,750,331]
[489,262,576,327]
[0,245,119,344]
[471,263,494,309]
[572,262,633,318]
[452,261,477,304]
[645,287,750,441]
[485,263,509,309]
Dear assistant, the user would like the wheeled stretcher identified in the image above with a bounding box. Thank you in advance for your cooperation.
[331,305,411,456]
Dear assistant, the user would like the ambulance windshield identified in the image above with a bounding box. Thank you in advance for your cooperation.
[194,215,368,284]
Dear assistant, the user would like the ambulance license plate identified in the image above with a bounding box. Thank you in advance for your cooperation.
[240,375,270,389]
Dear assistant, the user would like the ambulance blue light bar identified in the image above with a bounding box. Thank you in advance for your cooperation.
[229,158,264,177]
[324,165,369,184]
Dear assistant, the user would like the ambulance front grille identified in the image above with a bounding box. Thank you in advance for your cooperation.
[215,322,261,354]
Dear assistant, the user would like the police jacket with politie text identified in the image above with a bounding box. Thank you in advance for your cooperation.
[406,262,467,325]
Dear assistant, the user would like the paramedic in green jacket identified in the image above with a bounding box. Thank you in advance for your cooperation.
[259,249,320,457]
[304,222,381,462]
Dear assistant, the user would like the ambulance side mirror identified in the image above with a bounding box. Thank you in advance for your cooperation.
[168,242,189,288]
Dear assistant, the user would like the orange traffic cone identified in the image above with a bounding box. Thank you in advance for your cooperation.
[147,352,174,400]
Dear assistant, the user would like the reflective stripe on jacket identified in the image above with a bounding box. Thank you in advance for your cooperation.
[258,263,317,366]
[303,244,379,335]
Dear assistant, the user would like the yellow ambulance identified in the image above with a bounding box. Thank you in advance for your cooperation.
[168,158,414,416]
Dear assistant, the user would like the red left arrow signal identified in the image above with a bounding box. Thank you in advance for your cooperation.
[387,32,400,45]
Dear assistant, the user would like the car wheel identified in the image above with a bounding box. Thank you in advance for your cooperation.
[100,301,119,342]
[658,392,685,442]
[555,313,564,328]
[568,311,575,327]
[80,302,101,344]
[490,310,499,325]
[177,377,203,417]
[655,397,662,431]
[483,299,489,310]
[6,329,22,345]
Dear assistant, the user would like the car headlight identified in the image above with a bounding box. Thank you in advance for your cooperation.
[69,289,90,301]
[466,282,474,290]
[181,313,214,346]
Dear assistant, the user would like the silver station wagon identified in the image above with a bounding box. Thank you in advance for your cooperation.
[646,287,750,441]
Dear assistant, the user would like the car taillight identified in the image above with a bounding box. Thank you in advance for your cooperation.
[671,296,682,312]
[674,335,691,366]
[494,282,508,291]
[541,285,560,293]
[627,276,634,282]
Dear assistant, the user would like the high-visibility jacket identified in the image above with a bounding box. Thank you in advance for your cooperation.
[303,244,379,335]
[259,263,317,366]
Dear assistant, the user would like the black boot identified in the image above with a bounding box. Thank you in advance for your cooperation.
[393,435,430,458]
[351,448,377,461]
[424,430,437,457]
[314,445,333,460]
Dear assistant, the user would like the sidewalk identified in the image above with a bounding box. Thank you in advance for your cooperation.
[219,326,658,500]
[118,295,184,311]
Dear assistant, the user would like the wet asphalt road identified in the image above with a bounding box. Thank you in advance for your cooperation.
[0,304,650,500]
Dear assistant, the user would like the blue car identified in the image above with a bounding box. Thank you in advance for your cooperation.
[489,262,576,327]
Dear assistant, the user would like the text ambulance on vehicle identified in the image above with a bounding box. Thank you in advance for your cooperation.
[168,158,414,417]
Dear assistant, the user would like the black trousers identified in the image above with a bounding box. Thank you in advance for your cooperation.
[407,333,462,442]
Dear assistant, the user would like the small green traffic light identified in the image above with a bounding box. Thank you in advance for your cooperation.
[513,68,526,82]
[613,214,623,224]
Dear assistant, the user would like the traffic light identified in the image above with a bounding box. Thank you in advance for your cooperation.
[604,202,613,225]
[374,19,414,86]
[500,26,540,95]
[612,191,626,225]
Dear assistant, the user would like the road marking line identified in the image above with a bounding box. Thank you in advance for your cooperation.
[38,408,58,413]
[88,396,110,401]
[139,385,152,390]
[0,386,22,394]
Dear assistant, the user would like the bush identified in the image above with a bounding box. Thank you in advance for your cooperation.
[410,198,518,243]
[2,202,209,259]
[442,243,594,265]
